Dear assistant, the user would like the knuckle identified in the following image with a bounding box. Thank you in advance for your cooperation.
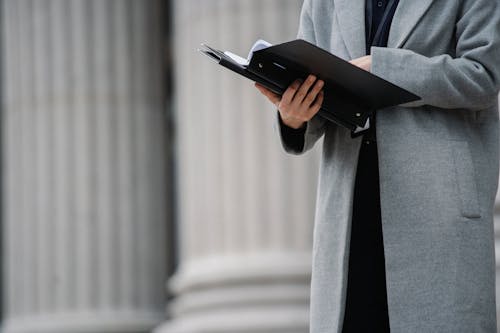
[303,97,314,105]
[302,82,312,91]
[286,90,297,99]
[305,93,316,102]
[281,92,291,101]
[296,91,306,99]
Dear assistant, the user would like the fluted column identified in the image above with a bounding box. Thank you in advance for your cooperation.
[2,1,169,332]
[156,1,320,332]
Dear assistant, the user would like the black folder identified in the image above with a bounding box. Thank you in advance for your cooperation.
[199,39,420,132]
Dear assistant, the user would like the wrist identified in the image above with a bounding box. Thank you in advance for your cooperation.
[280,114,306,130]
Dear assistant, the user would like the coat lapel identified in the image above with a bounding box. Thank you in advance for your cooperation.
[333,0,436,58]
[388,0,435,48]
[334,0,366,59]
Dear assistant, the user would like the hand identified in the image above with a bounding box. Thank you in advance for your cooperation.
[255,74,324,129]
[349,55,372,72]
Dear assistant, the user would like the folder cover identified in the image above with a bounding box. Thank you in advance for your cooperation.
[200,39,420,132]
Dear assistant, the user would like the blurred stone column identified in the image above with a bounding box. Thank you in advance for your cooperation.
[156,1,320,332]
[2,1,169,332]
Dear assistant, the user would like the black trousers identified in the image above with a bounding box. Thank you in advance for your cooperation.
[341,137,391,333]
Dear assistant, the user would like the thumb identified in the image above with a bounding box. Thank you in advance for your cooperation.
[255,83,281,106]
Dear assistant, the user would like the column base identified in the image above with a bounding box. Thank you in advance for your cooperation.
[156,252,311,333]
[154,306,308,333]
[2,310,164,333]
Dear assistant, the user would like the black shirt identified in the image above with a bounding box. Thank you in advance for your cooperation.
[366,0,399,51]
[342,2,399,332]
[361,0,399,142]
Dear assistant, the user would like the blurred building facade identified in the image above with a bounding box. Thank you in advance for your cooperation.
[1,0,170,332]
[0,1,499,333]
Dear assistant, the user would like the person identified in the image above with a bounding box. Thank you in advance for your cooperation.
[255,0,500,332]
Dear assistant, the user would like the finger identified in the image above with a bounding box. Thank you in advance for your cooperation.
[349,59,359,64]
[255,82,265,90]
[255,83,281,106]
[355,60,369,71]
[294,74,317,104]
[281,79,302,107]
[256,87,281,106]
[361,58,371,71]
[306,91,324,118]
[255,82,274,92]
[301,79,324,107]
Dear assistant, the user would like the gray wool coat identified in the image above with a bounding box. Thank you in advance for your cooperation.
[276,0,500,332]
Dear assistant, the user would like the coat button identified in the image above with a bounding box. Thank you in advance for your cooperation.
[377,1,383,7]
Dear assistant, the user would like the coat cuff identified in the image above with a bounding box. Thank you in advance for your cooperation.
[370,46,423,107]
[277,112,306,153]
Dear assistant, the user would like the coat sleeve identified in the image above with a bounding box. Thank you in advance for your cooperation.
[370,0,500,111]
[275,0,326,155]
